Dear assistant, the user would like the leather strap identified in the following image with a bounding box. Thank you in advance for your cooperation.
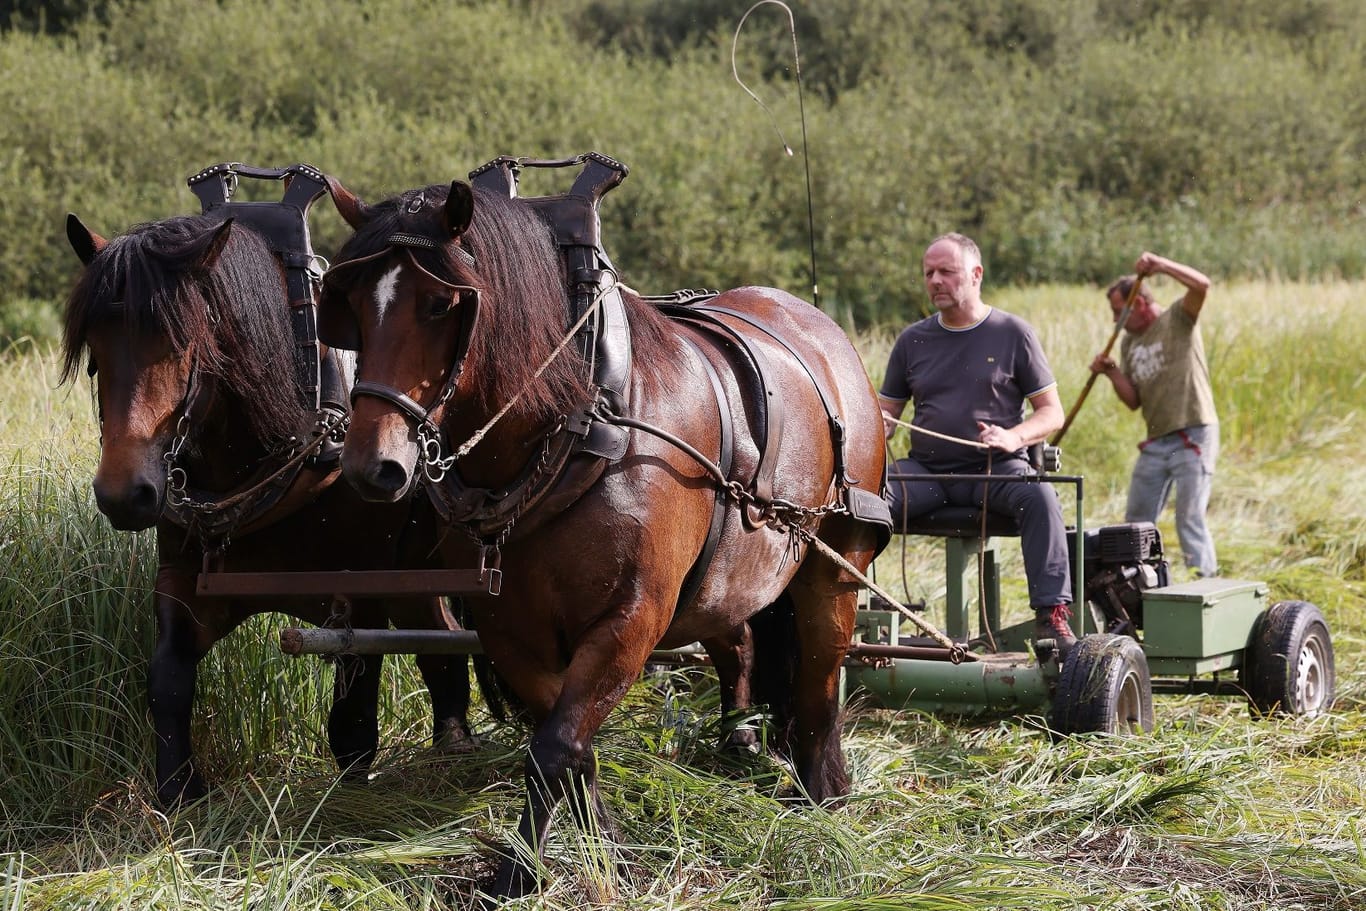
[662,304,784,528]
[675,337,734,612]
[693,303,858,488]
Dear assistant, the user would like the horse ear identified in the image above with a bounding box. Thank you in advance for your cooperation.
[444,180,474,237]
[66,213,107,265]
[325,175,372,230]
[196,218,235,272]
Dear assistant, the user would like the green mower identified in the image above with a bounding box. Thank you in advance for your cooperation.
[847,469,1335,734]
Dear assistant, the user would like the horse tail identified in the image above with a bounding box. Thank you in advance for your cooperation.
[748,592,799,757]
[472,653,530,726]
[451,602,530,727]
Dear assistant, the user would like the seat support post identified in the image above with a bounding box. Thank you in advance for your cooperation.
[945,536,1001,639]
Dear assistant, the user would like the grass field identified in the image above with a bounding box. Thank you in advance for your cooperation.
[2,279,1364,909]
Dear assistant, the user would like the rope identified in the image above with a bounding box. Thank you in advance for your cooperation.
[801,531,971,663]
[884,414,989,449]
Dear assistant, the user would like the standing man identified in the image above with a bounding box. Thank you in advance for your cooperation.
[1090,252,1218,578]
[879,233,1074,654]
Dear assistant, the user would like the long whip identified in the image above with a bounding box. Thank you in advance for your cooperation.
[732,0,820,310]
[1053,274,1145,445]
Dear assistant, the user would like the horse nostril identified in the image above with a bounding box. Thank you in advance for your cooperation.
[93,476,163,530]
[370,459,410,496]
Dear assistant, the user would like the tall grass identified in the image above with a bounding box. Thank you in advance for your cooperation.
[2,281,1365,909]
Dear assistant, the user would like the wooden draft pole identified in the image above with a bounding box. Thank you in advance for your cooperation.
[1053,274,1145,445]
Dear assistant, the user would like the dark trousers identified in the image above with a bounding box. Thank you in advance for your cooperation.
[887,456,1071,609]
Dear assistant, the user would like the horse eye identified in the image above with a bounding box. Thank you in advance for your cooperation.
[421,291,457,321]
[87,357,98,377]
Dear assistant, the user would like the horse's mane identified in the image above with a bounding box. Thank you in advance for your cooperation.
[61,215,304,447]
[328,183,683,424]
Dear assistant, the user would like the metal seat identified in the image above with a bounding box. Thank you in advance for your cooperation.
[896,505,1021,539]
[894,507,1010,641]
[876,446,1082,648]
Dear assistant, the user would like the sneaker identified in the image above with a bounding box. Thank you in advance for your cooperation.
[1034,604,1077,659]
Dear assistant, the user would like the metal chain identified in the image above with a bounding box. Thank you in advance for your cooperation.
[163,408,347,515]
[459,431,558,551]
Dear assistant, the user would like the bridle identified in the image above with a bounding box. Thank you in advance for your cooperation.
[326,236,620,487]
[323,234,481,484]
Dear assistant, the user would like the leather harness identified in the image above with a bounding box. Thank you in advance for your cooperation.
[166,162,350,541]
[353,153,891,597]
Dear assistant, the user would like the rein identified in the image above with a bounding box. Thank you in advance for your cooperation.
[438,271,616,475]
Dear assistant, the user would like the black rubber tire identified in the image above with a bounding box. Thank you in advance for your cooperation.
[1049,634,1154,736]
[1241,600,1335,717]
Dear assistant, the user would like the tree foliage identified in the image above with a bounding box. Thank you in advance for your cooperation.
[1,0,1362,338]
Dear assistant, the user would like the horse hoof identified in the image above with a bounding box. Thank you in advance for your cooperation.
[485,856,541,903]
[435,729,481,755]
[158,772,209,809]
[722,729,761,754]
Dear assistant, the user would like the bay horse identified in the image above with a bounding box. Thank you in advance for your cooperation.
[61,211,483,807]
[318,176,888,899]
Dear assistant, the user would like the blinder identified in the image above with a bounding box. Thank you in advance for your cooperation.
[318,245,388,350]
[318,243,481,356]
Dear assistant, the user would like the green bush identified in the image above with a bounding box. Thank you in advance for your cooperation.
[0,0,1362,330]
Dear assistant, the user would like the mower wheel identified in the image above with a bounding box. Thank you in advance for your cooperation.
[1241,600,1335,717]
[1049,634,1154,736]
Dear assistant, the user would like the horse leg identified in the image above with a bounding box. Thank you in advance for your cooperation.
[147,569,225,807]
[416,652,477,753]
[487,631,651,899]
[326,651,383,779]
[147,596,208,806]
[782,525,872,805]
[701,622,758,752]
[393,595,478,753]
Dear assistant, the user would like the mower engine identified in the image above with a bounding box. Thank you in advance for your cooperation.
[1081,522,1170,637]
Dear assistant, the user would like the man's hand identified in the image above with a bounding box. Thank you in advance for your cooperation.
[879,396,906,441]
[881,412,898,440]
[1090,354,1118,375]
[977,422,1023,453]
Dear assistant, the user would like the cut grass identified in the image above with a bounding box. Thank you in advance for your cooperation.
[2,279,1365,909]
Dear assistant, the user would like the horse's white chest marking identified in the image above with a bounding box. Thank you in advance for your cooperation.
[372,264,403,326]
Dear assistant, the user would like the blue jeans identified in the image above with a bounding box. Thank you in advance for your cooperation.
[1126,424,1219,577]
[887,456,1072,609]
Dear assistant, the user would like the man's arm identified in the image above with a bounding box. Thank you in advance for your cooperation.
[878,395,906,440]
[1090,354,1141,410]
[1137,251,1211,321]
[977,386,1064,452]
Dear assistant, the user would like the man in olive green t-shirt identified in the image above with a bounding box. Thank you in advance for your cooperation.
[1089,252,1219,577]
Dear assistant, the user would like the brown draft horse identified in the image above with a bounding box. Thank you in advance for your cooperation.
[60,212,481,807]
[319,177,887,899]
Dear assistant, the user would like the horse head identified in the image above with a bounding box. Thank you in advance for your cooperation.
[62,213,298,529]
[321,178,581,503]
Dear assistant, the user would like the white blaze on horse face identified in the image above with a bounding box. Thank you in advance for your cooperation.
[372,264,403,327]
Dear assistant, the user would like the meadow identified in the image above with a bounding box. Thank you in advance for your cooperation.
[2,277,1363,910]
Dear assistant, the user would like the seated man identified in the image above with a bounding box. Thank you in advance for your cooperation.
[879,233,1074,653]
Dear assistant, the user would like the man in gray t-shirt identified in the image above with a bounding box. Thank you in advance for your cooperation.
[879,233,1074,654]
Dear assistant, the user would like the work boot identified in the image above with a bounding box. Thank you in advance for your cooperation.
[1034,604,1077,661]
